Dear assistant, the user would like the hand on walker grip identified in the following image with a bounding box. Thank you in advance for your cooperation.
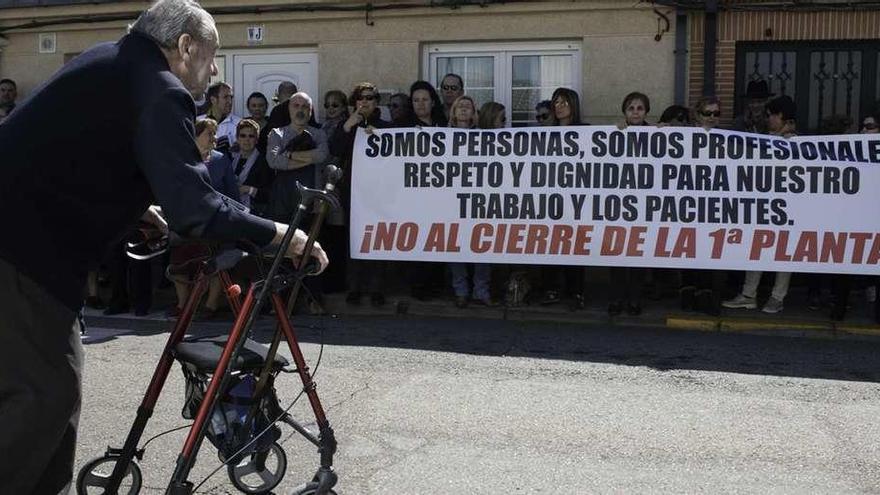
[285,228,329,274]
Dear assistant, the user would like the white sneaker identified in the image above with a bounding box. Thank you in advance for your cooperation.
[762,297,784,314]
[722,294,757,309]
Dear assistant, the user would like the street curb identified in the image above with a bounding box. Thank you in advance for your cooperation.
[666,315,880,340]
[84,298,880,342]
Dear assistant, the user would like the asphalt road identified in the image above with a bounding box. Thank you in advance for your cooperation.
[76,314,880,494]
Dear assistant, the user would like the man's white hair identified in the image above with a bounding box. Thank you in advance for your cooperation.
[129,0,217,49]
[290,91,313,109]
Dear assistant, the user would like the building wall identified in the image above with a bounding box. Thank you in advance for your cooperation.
[688,8,880,125]
[0,0,679,123]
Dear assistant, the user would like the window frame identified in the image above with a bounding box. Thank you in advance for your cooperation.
[423,41,582,126]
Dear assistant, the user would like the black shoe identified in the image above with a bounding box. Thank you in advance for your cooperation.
[370,292,385,307]
[626,303,642,316]
[696,290,720,317]
[346,291,362,305]
[607,301,622,316]
[680,286,696,311]
[455,296,468,308]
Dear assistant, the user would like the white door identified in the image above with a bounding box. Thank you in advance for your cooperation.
[221,51,318,118]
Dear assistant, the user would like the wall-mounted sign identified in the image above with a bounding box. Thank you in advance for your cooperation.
[247,26,264,45]
[38,33,56,54]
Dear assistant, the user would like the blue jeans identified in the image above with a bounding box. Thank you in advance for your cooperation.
[450,263,491,300]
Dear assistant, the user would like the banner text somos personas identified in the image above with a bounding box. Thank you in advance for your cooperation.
[350,126,880,275]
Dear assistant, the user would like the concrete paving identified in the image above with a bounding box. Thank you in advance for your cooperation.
[76,313,880,494]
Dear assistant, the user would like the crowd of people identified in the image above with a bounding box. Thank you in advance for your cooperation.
[5,72,878,323]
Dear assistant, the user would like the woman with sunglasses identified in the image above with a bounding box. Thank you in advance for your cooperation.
[330,82,392,307]
[534,100,552,126]
[321,89,349,142]
[315,89,351,294]
[539,88,587,310]
[676,96,724,316]
[231,119,273,217]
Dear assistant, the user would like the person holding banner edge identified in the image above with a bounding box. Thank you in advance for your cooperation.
[723,95,798,314]
[541,87,587,310]
[678,96,726,316]
[331,81,392,307]
[405,80,448,301]
[608,91,652,316]
[448,95,497,308]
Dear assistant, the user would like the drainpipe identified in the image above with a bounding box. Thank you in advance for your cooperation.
[674,11,688,105]
[703,0,718,96]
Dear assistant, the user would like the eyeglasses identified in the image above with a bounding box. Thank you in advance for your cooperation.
[699,110,721,117]
[357,94,377,101]
[237,133,257,139]
[324,102,342,109]
[441,84,461,92]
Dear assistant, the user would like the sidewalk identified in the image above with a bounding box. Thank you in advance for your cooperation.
[82,283,880,342]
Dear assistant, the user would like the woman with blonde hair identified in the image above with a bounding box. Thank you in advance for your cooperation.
[448,95,479,129]
[450,98,497,308]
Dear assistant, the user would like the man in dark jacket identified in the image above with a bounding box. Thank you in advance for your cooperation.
[0,1,327,493]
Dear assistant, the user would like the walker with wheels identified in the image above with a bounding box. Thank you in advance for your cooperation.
[76,166,343,495]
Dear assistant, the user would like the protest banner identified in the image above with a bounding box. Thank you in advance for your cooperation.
[350,126,880,275]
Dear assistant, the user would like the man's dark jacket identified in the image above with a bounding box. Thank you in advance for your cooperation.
[0,32,276,311]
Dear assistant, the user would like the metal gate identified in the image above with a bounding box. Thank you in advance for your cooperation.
[735,41,880,133]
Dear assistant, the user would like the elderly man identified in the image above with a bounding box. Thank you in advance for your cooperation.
[0,1,327,493]
[266,91,328,221]
[258,80,298,153]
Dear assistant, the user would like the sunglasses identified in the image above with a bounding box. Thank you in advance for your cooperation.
[700,110,721,117]
[863,123,879,130]
[237,133,257,139]
[357,94,377,101]
[324,102,342,109]
[441,84,461,91]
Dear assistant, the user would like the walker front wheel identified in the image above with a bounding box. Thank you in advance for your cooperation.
[76,454,143,495]
[227,441,287,494]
